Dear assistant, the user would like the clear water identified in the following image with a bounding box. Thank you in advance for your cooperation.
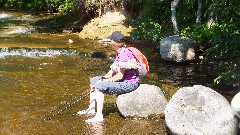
[0,10,238,135]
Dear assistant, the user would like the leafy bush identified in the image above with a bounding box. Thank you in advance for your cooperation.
[127,0,171,42]
[208,23,239,85]
[181,23,239,85]
[207,23,240,59]
[57,0,76,13]
[4,0,47,11]
[214,62,239,85]
[130,18,162,42]
[3,0,78,12]
[181,25,213,48]
[181,23,239,59]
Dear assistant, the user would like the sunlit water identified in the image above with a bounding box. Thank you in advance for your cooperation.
[0,10,239,134]
[0,46,168,134]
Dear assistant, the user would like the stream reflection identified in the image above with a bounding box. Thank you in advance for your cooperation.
[86,122,105,135]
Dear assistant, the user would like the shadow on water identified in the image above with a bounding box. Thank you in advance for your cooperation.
[32,13,85,33]
[0,10,239,135]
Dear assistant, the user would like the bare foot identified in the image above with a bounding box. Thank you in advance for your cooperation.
[77,109,95,115]
[85,115,103,123]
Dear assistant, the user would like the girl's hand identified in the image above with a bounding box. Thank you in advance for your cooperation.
[97,79,103,83]
[101,78,108,82]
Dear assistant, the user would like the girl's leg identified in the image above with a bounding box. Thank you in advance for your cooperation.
[86,89,104,122]
[77,85,96,115]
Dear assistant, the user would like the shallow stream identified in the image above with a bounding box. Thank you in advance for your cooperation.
[0,10,238,134]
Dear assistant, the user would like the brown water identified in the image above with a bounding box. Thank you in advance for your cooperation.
[0,10,238,135]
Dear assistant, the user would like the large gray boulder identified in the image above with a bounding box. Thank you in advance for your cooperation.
[160,36,196,62]
[165,85,238,135]
[116,84,167,118]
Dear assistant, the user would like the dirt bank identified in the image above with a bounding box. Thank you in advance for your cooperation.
[78,11,134,40]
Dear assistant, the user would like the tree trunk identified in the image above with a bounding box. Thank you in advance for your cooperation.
[195,0,202,26]
[171,0,179,35]
[76,0,86,18]
[45,0,52,12]
[99,0,102,17]
[207,0,217,28]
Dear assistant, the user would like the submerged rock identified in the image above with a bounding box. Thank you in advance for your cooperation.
[165,85,238,135]
[0,13,12,19]
[5,28,36,34]
[116,84,167,118]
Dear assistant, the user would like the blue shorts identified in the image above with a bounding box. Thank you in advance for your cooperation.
[90,76,139,95]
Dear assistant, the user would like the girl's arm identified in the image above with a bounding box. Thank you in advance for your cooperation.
[104,70,116,79]
[103,68,125,82]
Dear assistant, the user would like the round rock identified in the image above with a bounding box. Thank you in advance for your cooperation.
[165,85,238,135]
[116,84,167,118]
[160,35,196,62]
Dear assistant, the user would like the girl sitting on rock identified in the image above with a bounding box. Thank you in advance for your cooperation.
[77,31,140,123]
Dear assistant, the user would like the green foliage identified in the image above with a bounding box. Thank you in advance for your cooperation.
[176,0,196,27]
[130,18,162,42]
[181,25,213,47]
[130,0,170,21]
[4,0,47,11]
[58,0,76,13]
[208,23,240,84]
[207,23,239,59]
[2,0,78,12]
[181,23,239,57]
[214,63,239,85]
[128,0,171,42]
[181,22,239,85]
[0,0,7,6]
[209,0,240,24]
